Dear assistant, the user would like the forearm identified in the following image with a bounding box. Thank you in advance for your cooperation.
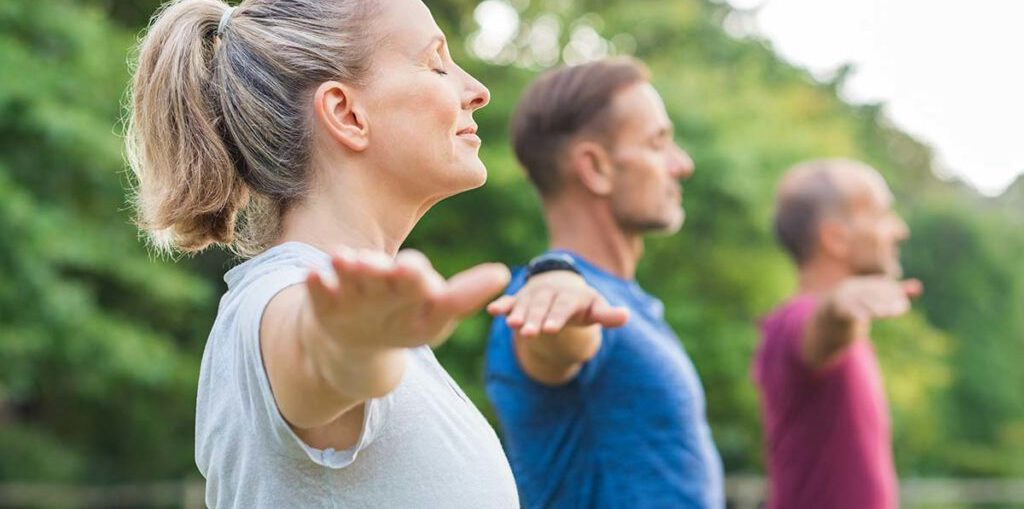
[296,297,407,403]
[263,290,406,430]
[802,299,860,369]
[517,324,601,385]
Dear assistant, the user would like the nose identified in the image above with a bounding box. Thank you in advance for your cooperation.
[895,215,910,241]
[670,145,695,181]
[461,67,491,111]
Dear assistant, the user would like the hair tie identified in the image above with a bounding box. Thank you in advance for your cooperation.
[217,6,236,37]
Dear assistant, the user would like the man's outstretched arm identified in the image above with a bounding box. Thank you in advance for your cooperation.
[488,271,629,385]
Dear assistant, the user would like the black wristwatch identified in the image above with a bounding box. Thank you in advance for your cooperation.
[525,253,581,280]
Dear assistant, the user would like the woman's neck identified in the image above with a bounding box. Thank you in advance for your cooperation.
[277,168,425,257]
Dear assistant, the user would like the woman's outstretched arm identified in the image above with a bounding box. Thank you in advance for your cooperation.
[261,248,509,438]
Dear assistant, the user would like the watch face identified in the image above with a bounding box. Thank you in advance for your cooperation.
[527,253,580,278]
[529,253,574,268]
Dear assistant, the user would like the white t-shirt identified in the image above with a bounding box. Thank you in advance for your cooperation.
[195,242,519,508]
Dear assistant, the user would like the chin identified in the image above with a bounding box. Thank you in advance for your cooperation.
[657,208,686,235]
[655,220,684,236]
[625,212,684,236]
[887,263,904,279]
[460,161,488,190]
[855,262,900,278]
[440,161,487,196]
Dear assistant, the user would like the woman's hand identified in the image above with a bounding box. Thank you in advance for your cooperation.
[268,247,509,428]
[306,247,510,351]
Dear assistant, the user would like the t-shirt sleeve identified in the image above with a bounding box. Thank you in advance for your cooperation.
[773,296,850,380]
[573,325,618,387]
[779,298,819,369]
[235,266,393,469]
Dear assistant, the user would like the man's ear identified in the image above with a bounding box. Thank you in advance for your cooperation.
[818,216,850,261]
[313,80,370,152]
[567,140,615,196]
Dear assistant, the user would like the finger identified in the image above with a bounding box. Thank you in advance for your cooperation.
[330,247,366,296]
[878,282,912,316]
[506,296,529,329]
[586,299,630,328]
[890,297,911,316]
[487,295,517,316]
[540,294,582,335]
[519,290,556,337]
[865,290,909,318]
[305,270,337,314]
[865,298,899,318]
[393,249,441,298]
[351,249,396,296]
[434,262,511,319]
[884,293,911,317]
[902,278,923,299]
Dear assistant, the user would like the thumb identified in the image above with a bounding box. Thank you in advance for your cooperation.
[902,278,923,299]
[487,295,517,316]
[436,263,512,318]
[585,299,630,328]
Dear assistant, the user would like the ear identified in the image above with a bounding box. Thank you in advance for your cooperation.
[313,81,370,152]
[567,140,615,196]
[817,216,850,261]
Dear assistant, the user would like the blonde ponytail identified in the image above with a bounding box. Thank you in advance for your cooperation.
[125,0,379,256]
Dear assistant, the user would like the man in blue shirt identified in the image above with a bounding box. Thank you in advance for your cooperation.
[485,58,724,508]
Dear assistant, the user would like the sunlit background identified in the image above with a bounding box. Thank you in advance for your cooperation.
[0,0,1021,507]
[473,0,1024,195]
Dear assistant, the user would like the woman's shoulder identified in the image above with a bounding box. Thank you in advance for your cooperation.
[225,241,328,287]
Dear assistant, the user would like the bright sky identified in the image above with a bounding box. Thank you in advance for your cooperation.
[726,0,1024,196]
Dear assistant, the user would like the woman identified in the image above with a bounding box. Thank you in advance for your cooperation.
[125,0,518,506]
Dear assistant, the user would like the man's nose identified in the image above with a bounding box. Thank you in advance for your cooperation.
[894,216,910,240]
[670,145,695,180]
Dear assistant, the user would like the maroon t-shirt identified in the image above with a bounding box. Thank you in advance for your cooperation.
[752,295,897,509]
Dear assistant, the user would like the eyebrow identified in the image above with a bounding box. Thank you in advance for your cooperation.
[420,34,447,58]
[651,124,673,139]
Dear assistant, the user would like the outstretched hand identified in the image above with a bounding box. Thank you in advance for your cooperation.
[487,271,629,338]
[829,276,923,322]
[306,247,511,349]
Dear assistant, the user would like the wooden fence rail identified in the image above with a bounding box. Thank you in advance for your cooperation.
[1,477,1023,508]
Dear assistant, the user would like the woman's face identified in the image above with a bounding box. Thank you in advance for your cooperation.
[358,0,491,205]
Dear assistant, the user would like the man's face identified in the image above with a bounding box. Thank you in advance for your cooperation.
[843,175,909,278]
[605,83,694,235]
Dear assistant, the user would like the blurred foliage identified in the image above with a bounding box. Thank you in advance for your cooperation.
[0,0,1021,484]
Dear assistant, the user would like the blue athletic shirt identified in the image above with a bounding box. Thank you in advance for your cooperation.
[485,251,724,509]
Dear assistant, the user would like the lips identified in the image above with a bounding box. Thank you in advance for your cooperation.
[456,124,481,146]
[672,185,684,202]
[456,125,478,136]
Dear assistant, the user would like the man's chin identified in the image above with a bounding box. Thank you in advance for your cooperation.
[659,209,686,235]
[887,264,904,279]
[854,263,903,279]
[633,216,685,237]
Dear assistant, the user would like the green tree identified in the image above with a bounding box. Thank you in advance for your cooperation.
[0,0,1020,485]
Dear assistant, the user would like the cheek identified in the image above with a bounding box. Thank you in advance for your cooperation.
[638,156,673,205]
[376,78,460,153]
[617,153,660,196]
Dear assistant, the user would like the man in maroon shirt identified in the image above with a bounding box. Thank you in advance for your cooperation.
[753,159,923,509]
